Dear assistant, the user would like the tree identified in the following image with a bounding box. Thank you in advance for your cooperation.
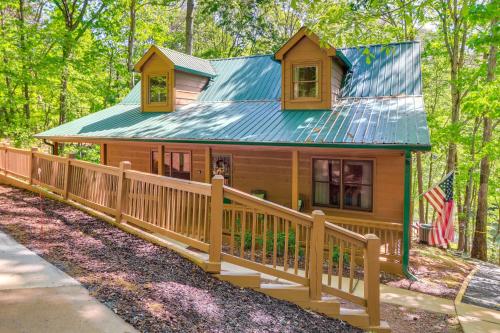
[52,0,108,124]
[185,0,194,54]
[471,15,497,260]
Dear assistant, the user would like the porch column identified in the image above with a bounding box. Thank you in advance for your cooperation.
[53,142,59,156]
[158,145,165,175]
[291,150,299,210]
[204,147,211,183]
[100,143,107,165]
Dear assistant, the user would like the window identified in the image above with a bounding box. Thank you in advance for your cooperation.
[149,75,167,103]
[313,159,373,211]
[151,150,191,180]
[293,65,319,99]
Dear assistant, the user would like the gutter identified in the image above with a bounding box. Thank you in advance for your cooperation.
[33,136,432,152]
[403,149,417,280]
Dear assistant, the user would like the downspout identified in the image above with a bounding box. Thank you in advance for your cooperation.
[43,139,54,153]
[403,149,417,280]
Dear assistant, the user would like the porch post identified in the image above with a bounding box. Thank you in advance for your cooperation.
[309,210,325,300]
[63,153,75,200]
[116,161,132,223]
[291,150,299,210]
[158,145,165,175]
[208,175,223,273]
[100,143,107,165]
[53,142,59,156]
[364,234,381,326]
[28,147,38,185]
[204,147,211,183]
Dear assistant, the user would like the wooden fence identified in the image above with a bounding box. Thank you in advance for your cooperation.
[0,145,381,328]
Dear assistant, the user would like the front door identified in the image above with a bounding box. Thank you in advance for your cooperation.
[212,154,232,186]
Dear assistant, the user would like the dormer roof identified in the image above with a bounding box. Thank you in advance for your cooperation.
[274,27,351,69]
[134,45,217,78]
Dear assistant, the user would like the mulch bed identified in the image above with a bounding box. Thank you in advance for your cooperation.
[381,244,475,300]
[0,185,361,333]
[381,303,462,333]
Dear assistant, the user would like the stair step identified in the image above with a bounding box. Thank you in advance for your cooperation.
[339,308,369,328]
[308,299,341,316]
[216,272,261,288]
[257,284,310,302]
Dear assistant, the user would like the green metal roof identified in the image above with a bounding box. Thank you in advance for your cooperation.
[36,42,430,150]
[157,46,216,78]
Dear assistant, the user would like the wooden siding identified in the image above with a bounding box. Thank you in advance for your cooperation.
[213,148,292,206]
[174,70,208,107]
[106,142,404,224]
[106,142,206,183]
[298,149,405,222]
[331,59,345,103]
[282,36,332,110]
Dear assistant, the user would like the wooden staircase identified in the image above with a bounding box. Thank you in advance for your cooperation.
[216,270,390,332]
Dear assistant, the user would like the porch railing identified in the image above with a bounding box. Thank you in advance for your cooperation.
[0,144,381,327]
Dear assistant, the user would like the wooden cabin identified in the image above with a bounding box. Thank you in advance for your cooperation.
[36,27,431,274]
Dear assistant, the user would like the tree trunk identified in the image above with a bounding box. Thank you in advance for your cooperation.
[471,117,492,260]
[185,0,194,55]
[425,155,434,223]
[446,66,460,173]
[18,0,30,120]
[59,41,70,125]
[460,118,480,252]
[127,0,136,88]
[471,27,496,261]
[416,152,425,225]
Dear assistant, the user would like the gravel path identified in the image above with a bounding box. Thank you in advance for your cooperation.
[0,185,361,333]
[462,261,500,311]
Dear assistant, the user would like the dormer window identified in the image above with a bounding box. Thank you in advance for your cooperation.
[149,75,168,103]
[293,64,319,99]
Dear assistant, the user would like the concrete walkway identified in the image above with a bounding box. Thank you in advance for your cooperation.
[0,230,138,333]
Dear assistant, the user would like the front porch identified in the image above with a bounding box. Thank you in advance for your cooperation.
[0,144,390,331]
[100,140,407,275]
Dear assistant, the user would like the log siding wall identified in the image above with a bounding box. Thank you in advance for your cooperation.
[106,142,405,224]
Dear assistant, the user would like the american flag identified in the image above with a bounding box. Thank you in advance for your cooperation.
[423,172,455,247]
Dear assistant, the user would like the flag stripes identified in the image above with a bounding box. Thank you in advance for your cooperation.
[423,172,455,248]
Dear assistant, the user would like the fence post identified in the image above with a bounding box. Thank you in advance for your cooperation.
[115,161,131,223]
[364,234,381,327]
[63,153,75,199]
[309,210,325,300]
[207,175,224,273]
[28,147,38,185]
[4,145,8,177]
[0,144,5,175]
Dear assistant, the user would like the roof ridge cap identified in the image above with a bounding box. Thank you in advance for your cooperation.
[340,40,421,50]
[209,54,274,61]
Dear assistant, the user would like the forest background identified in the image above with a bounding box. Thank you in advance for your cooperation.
[0,0,498,263]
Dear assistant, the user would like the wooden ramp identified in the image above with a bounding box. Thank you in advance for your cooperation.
[0,145,390,332]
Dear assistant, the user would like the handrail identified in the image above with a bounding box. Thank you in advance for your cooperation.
[5,146,31,154]
[324,221,367,246]
[223,185,313,226]
[125,169,212,196]
[33,151,67,162]
[70,159,120,174]
[327,215,403,231]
